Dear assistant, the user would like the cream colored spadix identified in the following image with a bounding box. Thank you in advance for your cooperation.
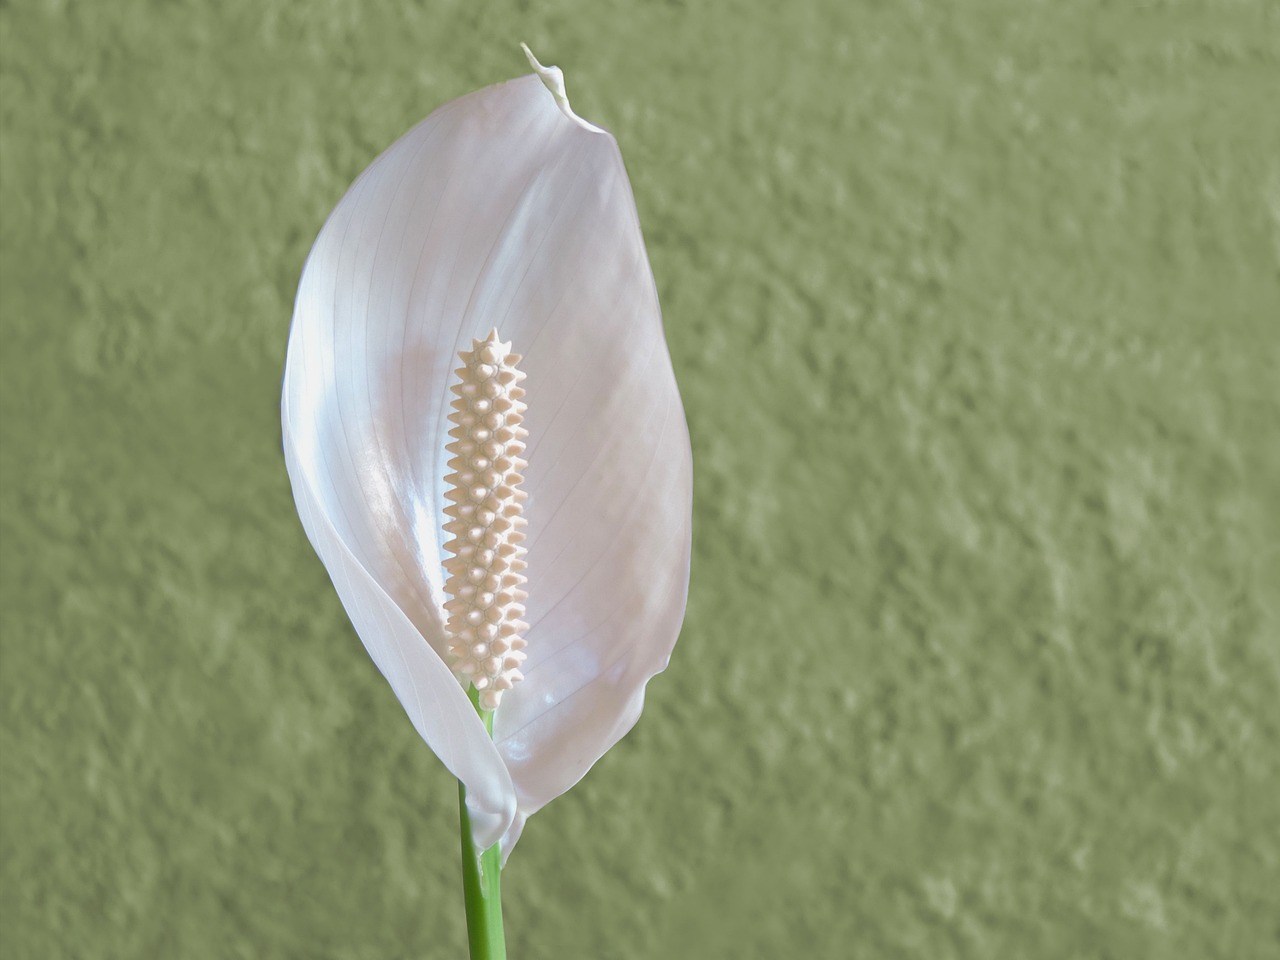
[281,49,692,859]
[442,331,530,711]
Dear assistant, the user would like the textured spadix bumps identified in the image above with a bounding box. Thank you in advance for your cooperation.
[443,332,530,710]
[281,53,692,858]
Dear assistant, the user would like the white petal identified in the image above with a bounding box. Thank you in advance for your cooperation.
[282,64,691,858]
[282,421,516,847]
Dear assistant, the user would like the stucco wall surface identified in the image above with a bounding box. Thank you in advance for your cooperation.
[2,2,1278,957]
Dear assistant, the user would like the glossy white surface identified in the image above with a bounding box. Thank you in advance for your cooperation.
[282,67,692,857]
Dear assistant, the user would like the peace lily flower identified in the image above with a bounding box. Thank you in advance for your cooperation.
[281,44,692,954]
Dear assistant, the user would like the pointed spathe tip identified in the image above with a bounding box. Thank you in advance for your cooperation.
[520,42,567,105]
[518,41,606,135]
[519,42,542,75]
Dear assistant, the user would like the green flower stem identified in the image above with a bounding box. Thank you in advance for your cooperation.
[458,686,506,960]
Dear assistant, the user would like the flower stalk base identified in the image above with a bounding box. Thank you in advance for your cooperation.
[458,685,506,959]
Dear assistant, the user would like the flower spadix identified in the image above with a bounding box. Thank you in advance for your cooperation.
[442,331,530,711]
[281,50,692,858]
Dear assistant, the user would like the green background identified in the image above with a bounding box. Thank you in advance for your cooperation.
[3,1,1278,957]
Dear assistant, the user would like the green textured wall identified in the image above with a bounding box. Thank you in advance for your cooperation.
[3,1,1278,957]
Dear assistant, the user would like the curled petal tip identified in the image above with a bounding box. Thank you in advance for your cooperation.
[519,41,605,134]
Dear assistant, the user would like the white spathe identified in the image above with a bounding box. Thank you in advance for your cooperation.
[281,53,692,860]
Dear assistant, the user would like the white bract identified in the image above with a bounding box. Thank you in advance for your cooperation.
[281,48,692,859]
